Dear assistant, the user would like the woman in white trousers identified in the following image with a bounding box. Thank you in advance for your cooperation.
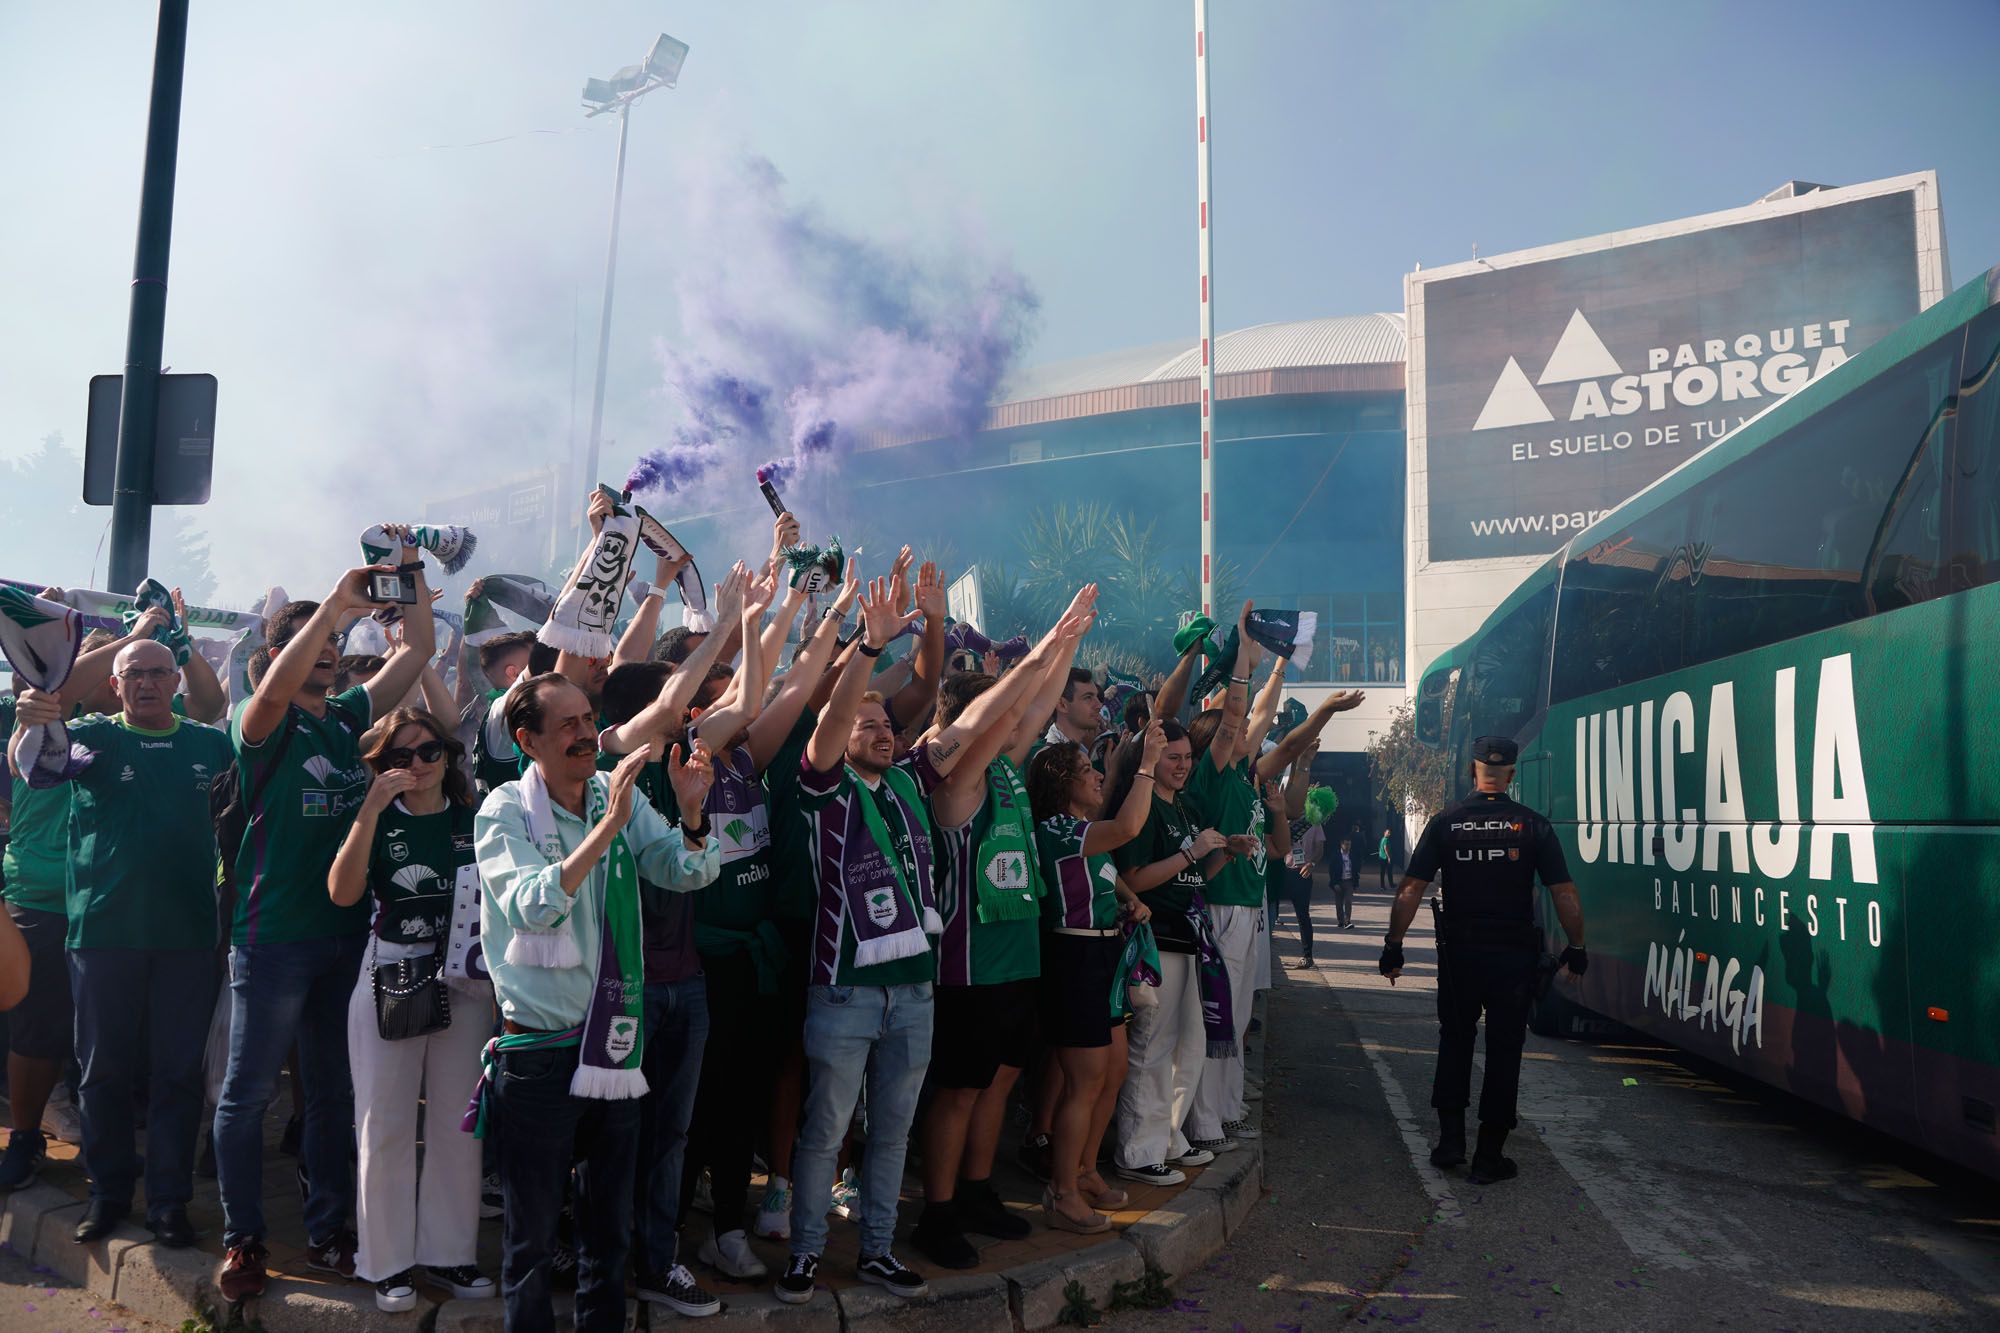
[330,708,496,1313]
[1104,720,1230,1184]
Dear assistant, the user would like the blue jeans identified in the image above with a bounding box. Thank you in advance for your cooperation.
[493,1041,640,1333]
[633,975,709,1272]
[68,947,218,1212]
[789,982,933,1259]
[213,934,366,1247]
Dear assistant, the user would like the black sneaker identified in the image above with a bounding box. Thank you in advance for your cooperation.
[1014,1132,1052,1183]
[375,1269,418,1314]
[304,1228,357,1279]
[1114,1162,1186,1186]
[422,1264,495,1299]
[774,1252,820,1305]
[856,1252,929,1298]
[1468,1153,1519,1185]
[639,1263,720,1317]
[0,1130,48,1191]
[549,1239,579,1290]
[955,1179,1031,1241]
[909,1203,977,1270]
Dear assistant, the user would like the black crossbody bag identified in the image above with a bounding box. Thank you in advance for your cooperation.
[372,931,452,1041]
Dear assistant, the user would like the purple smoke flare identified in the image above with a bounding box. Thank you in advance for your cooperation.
[628,151,1037,512]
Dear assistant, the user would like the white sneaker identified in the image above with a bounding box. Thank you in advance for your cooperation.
[755,1177,792,1240]
[699,1228,768,1279]
[41,1087,84,1145]
[479,1171,503,1219]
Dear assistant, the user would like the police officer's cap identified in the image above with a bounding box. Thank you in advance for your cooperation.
[1472,735,1518,766]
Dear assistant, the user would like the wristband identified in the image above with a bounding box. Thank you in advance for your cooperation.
[1135,770,1156,781]
[397,560,424,574]
[858,641,884,658]
[682,815,710,842]
[1229,675,1250,685]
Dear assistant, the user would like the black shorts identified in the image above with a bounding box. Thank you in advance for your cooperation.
[931,978,1038,1089]
[1039,931,1125,1050]
[6,904,74,1060]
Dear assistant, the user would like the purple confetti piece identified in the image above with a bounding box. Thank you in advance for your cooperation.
[25,1303,39,1313]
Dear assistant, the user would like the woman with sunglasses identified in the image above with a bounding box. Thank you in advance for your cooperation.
[329,708,495,1312]
[1023,720,1164,1232]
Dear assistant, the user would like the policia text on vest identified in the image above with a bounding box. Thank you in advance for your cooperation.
[1378,735,1587,1185]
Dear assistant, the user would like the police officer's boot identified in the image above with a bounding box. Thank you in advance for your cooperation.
[1467,1123,1518,1184]
[1428,1110,1466,1168]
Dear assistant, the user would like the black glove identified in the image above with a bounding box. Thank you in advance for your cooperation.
[1378,940,1406,977]
[1560,944,1588,976]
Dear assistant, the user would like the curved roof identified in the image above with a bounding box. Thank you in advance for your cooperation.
[999,313,1405,405]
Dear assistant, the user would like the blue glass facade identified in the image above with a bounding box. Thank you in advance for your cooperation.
[672,389,1407,685]
[843,391,1406,684]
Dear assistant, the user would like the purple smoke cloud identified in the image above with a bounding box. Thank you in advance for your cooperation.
[626,152,1038,514]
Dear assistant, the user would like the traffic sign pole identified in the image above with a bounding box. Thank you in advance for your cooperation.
[108,0,191,594]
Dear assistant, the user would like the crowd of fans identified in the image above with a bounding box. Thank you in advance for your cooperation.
[0,496,1364,1330]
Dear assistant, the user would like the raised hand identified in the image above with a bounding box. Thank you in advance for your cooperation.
[888,546,915,616]
[668,738,715,822]
[1324,690,1366,713]
[1055,584,1099,640]
[771,511,802,560]
[588,489,615,535]
[362,767,417,815]
[1141,718,1168,768]
[332,566,399,612]
[833,552,863,615]
[604,748,649,834]
[713,561,751,623]
[914,561,946,620]
[859,576,915,649]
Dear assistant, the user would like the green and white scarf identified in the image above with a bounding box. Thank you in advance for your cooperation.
[972,756,1044,924]
[361,523,478,574]
[515,765,648,1099]
[0,585,83,787]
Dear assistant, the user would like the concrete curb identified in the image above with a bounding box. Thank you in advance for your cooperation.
[4,993,1272,1332]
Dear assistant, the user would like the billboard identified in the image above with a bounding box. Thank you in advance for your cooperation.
[1412,184,1933,562]
[423,469,560,574]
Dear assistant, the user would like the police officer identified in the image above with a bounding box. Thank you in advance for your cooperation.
[1378,736,1585,1184]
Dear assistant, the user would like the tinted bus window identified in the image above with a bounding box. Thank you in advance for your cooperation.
[1549,502,1689,705]
[1679,335,1961,670]
[1950,305,2000,592]
[1461,583,1554,743]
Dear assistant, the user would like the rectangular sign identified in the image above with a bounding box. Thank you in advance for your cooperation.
[1417,190,1924,561]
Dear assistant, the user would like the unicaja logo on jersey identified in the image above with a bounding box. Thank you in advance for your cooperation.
[1472,308,1855,432]
[303,755,341,785]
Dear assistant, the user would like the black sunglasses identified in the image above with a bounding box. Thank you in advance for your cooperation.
[380,740,447,770]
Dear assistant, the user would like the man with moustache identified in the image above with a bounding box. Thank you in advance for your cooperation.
[475,673,719,1333]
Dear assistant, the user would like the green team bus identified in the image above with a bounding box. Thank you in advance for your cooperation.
[1415,264,2000,1178]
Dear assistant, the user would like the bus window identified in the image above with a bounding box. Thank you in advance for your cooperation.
[1549,504,1688,706]
[1949,305,2000,592]
[1680,333,1961,670]
[1461,583,1554,745]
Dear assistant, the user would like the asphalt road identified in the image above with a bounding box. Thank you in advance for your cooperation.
[1109,878,2000,1331]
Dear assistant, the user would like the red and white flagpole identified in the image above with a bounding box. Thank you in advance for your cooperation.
[1194,0,1215,618]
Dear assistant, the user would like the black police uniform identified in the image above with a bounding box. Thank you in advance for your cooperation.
[1402,739,1571,1148]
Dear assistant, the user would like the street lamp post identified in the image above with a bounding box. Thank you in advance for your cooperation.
[577,34,688,522]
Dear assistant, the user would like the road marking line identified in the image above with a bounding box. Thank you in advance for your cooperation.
[1357,1036,1465,1227]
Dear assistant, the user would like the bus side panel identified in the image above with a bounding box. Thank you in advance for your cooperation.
[1902,824,2000,1175]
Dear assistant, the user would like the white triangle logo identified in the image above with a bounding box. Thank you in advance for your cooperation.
[1473,356,1555,431]
[1536,309,1623,384]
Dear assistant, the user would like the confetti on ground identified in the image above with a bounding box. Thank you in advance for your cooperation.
[1623,1077,1639,1086]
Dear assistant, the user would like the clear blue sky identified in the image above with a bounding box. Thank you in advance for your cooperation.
[2,0,1994,600]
